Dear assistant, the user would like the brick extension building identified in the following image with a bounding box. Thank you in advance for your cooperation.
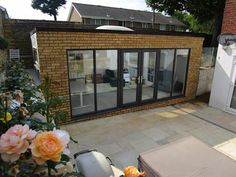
[31,27,204,122]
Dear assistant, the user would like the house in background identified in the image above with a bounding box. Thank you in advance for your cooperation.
[209,0,236,115]
[67,3,186,31]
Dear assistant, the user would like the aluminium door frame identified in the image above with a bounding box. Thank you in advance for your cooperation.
[119,49,142,108]
[139,49,160,104]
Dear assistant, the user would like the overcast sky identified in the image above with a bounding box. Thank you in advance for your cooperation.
[0,0,151,21]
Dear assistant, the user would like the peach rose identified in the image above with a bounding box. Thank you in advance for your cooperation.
[124,166,145,177]
[0,124,37,162]
[30,130,70,165]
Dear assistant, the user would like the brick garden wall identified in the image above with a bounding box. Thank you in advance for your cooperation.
[0,9,6,70]
[0,11,3,36]
[35,30,204,122]
[3,19,83,68]
[221,0,236,33]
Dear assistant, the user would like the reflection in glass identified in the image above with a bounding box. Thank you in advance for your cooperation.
[158,49,175,99]
[96,50,118,110]
[142,52,156,101]
[68,50,95,116]
[172,49,189,96]
[123,52,138,104]
[230,77,236,109]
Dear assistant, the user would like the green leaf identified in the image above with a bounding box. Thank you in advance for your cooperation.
[46,160,58,173]
[61,154,70,163]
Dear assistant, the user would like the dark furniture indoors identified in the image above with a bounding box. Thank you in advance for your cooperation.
[103,69,125,87]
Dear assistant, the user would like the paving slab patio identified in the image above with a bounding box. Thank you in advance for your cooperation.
[62,101,236,170]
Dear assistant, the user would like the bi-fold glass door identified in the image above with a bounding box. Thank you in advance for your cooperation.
[120,50,157,107]
[68,49,119,117]
[120,51,140,105]
[140,51,157,102]
[67,49,190,118]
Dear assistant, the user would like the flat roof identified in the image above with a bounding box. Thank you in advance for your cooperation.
[33,26,205,38]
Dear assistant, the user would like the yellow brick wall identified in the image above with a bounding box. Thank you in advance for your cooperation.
[36,31,204,122]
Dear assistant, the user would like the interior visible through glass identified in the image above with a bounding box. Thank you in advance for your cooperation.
[68,50,95,116]
[230,75,236,109]
[123,52,138,104]
[67,49,190,117]
[158,49,175,99]
[172,49,189,96]
[142,52,156,101]
[96,50,118,111]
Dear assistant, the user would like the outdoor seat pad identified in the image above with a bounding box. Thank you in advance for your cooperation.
[138,136,236,177]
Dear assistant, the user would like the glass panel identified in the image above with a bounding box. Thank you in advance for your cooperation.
[158,49,175,99]
[172,49,189,96]
[123,52,138,104]
[160,24,166,31]
[90,19,95,25]
[230,77,236,109]
[68,50,95,116]
[142,52,156,101]
[96,50,118,111]
[95,19,101,25]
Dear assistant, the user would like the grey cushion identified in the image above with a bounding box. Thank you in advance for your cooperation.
[75,151,114,177]
[139,136,236,177]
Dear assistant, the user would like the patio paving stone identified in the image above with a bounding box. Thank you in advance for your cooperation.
[94,143,123,156]
[109,150,139,169]
[63,101,236,170]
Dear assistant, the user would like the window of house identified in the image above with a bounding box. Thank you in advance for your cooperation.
[83,18,92,25]
[154,24,160,30]
[102,19,109,25]
[88,19,101,25]
[166,25,170,31]
[160,24,166,30]
[142,23,147,28]
[170,25,176,31]
[130,22,134,28]
[95,19,101,25]
[89,19,95,25]
[124,21,132,27]
[142,23,152,29]
[134,22,142,28]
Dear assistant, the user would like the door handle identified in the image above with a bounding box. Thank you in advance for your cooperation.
[135,77,139,84]
[140,76,143,85]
